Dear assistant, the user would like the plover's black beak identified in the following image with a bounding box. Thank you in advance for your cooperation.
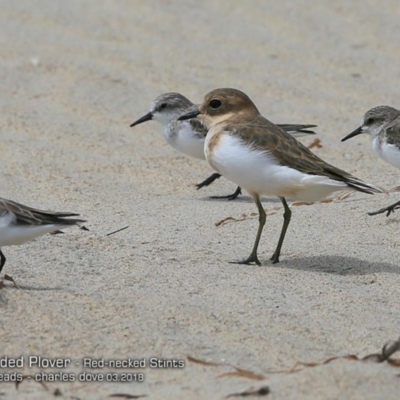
[341,126,363,142]
[177,110,200,121]
[130,112,153,127]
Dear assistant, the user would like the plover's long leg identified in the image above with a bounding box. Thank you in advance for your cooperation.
[231,194,265,266]
[270,197,292,264]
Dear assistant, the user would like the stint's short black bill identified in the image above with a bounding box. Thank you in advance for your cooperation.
[130,112,153,127]
[341,126,363,142]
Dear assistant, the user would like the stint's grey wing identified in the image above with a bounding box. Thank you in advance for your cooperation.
[384,118,400,146]
[0,197,85,226]
[186,104,208,138]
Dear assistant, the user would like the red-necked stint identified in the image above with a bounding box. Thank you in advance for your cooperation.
[0,197,85,274]
[342,106,400,216]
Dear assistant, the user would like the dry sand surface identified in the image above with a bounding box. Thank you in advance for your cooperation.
[1,1,400,399]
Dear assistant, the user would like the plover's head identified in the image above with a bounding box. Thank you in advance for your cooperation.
[342,106,400,142]
[130,93,193,127]
[178,88,260,127]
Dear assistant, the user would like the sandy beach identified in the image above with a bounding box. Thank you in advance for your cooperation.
[1,1,399,398]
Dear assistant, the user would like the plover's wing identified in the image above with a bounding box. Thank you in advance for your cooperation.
[277,124,317,135]
[230,115,382,195]
[0,198,85,226]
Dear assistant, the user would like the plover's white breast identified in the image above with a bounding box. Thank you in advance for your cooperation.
[207,132,348,202]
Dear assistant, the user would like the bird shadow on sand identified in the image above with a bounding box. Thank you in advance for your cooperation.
[269,254,399,276]
[0,281,64,291]
[0,282,64,307]
[199,192,373,205]
[383,217,400,224]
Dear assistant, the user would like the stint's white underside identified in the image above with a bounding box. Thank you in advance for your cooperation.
[372,138,400,169]
[0,212,68,247]
[163,122,206,160]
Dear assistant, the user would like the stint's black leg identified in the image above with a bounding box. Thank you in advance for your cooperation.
[231,194,265,266]
[196,173,222,190]
[368,200,400,217]
[196,173,242,200]
[270,197,291,264]
[0,250,5,273]
[210,186,242,201]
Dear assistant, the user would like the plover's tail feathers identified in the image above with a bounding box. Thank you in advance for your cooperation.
[339,176,385,195]
[310,158,385,196]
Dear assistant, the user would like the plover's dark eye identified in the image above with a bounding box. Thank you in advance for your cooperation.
[209,99,222,109]
[160,103,167,110]
[366,117,374,125]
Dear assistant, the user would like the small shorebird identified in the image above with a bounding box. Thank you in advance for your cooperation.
[342,106,400,216]
[0,197,85,274]
[178,88,382,265]
[131,92,317,200]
